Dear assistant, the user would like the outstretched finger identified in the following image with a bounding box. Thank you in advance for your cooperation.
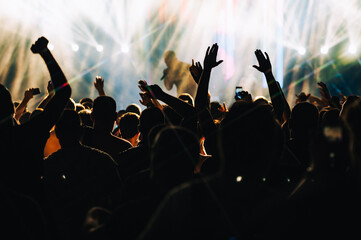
[265,52,270,61]
[205,46,210,57]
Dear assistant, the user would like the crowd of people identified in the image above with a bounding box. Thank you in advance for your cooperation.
[1,36,361,240]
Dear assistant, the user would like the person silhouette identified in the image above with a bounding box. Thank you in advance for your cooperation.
[161,50,197,98]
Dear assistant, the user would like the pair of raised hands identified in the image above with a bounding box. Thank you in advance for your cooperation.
[189,43,224,84]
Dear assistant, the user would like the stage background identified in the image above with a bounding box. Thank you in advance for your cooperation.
[0,0,360,110]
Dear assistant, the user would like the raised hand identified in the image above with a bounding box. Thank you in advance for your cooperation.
[189,59,203,84]
[30,36,49,54]
[147,84,164,99]
[138,79,149,92]
[94,76,105,96]
[24,88,35,100]
[203,43,223,70]
[317,81,331,105]
[252,49,272,73]
[139,92,153,107]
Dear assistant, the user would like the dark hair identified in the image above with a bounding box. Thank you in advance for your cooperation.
[220,101,283,178]
[126,103,141,116]
[162,105,182,126]
[289,102,319,130]
[92,96,117,122]
[78,109,93,127]
[139,107,165,139]
[118,112,140,139]
[55,110,81,140]
[150,125,199,183]
[80,97,93,109]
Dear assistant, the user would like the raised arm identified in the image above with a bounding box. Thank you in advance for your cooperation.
[145,84,196,118]
[94,75,106,96]
[14,88,37,121]
[195,43,223,111]
[30,36,71,128]
[253,49,288,124]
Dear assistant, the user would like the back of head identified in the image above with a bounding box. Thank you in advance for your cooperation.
[162,105,182,126]
[320,108,340,128]
[55,110,81,142]
[92,96,117,124]
[117,112,140,139]
[80,97,93,110]
[0,84,14,122]
[178,93,194,106]
[289,102,319,132]
[126,103,141,116]
[139,107,165,142]
[78,109,93,127]
[150,125,199,186]
[220,101,283,178]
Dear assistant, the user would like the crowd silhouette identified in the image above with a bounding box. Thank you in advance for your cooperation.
[1,36,361,240]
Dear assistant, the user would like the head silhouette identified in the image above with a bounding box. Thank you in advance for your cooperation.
[138,107,165,144]
[150,125,199,187]
[289,102,319,138]
[220,101,283,179]
[91,96,117,128]
[126,103,141,116]
[117,112,140,139]
[55,110,81,146]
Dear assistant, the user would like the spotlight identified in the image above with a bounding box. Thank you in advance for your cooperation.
[348,45,357,54]
[71,44,79,52]
[121,44,130,53]
[320,45,329,54]
[298,47,306,55]
[96,44,103,52]
[48,43,54,51]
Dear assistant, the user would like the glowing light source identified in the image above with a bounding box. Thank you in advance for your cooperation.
[348,45,357,54]
[236,176,242,182]
[121,44,130,53]
[48,43,54,51]
[71,44,79,52]
[96,44,103,52]
[297,47,306,55]
[320,45,329,54]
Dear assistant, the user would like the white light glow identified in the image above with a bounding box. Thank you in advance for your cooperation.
[320,45,329,54]
[121,44,130,53]
[72,44,79,52]
[0,0,360,110]
[348,45,357,54]
[298,47,306,55]
[96,44,103,52]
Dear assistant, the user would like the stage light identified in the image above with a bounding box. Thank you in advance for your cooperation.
[348,45,357,54]
[298,47,306,55]
[71,44,79,52]
[48,43,54,51]
[320,45,329,54]
[121,44,130,53]
[96,44,103,52]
